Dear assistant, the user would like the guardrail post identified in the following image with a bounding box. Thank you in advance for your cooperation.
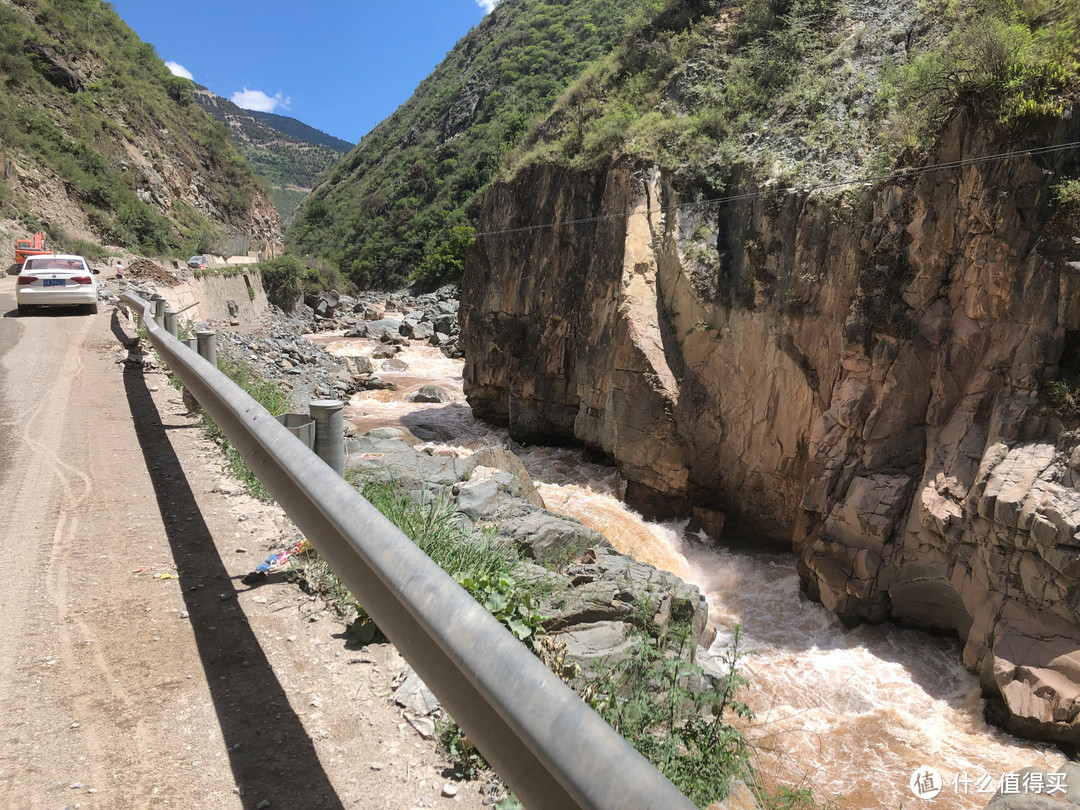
[164,309,178,338]
[184,337,197,351]
[153,296,167,328]
[196,330,217,367]
[309,399,344,476]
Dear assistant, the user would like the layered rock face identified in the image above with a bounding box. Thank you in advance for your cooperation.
[461,113,1080,744]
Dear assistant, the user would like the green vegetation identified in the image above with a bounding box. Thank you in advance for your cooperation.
[254,253,347,310]
[885,0,1079,146]
[580,625,755,807]
[341,474,547,643]
[1043,378,1080,418]
[286,0,646,290]
[282,0,1078,295]
[299,471,755,806]
[0,0,265,254]
[413,224,475,288]
[40,222,109,263]
[511,0,1077,184]
[248,110,354,153]
[256,254,306,309]
[198,359,291,501]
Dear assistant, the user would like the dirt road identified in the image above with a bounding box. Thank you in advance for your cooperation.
[0,278,489,809]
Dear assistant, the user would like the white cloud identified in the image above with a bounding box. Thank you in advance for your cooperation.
[165,61,193,81]
[475,0,499,12]
[231,87,291,113]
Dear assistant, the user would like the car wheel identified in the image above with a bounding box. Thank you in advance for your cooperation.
[86,302,99,315]
[17,304,32,316]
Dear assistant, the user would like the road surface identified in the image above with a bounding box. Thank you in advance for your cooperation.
[0,278,487,809]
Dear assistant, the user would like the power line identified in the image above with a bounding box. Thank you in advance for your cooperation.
[470,139,1080,240]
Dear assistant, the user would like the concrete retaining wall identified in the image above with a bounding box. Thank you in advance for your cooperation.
[158,268,269,327]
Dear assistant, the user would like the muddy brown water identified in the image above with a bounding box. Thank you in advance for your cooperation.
[312,332,1069,809]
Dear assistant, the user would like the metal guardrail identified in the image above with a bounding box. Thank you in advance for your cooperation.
[120,292,698,810]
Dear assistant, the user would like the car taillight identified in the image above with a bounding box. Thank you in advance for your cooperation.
[72,276,92,284]
[17,276,36,285]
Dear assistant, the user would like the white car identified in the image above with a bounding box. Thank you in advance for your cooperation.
[16,254,100,315]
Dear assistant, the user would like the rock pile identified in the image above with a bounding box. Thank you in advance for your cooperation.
[346,435,717,688]
[214,322,369,409]
[192,286,463,410]
[289,286,462,359]
[124,258,181,285]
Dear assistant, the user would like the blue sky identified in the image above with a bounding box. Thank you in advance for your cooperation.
[107,1,498,145]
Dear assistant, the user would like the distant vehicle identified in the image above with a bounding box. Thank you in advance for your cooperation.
[16,253,100,315]
[187,255,208,270]
[14,232,52,265]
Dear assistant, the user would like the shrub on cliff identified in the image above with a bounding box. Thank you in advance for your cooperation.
[889,0,1079,142]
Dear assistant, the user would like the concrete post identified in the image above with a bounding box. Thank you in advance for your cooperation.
[164,309,178,338]
[309,399,344,476]
[153,296,166,329]
[196,330,217,367]
[184,337,197,351]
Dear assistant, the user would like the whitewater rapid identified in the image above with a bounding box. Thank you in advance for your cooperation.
[314,334,1067,808]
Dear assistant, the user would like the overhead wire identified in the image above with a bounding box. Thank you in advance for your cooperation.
[469,138,1080,240]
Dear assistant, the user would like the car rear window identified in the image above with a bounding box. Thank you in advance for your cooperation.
[26,258,86,271]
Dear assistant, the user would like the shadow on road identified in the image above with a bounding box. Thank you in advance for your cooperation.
[116,312,344,810]
[2,305,90,318]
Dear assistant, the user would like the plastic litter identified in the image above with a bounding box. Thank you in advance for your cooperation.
[240,538,309,585]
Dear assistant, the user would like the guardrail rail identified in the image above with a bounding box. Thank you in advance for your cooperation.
[120,292,699,810]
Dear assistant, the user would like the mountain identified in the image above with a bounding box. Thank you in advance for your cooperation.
[457,0,1080,749]
[192,89,350,225]
[286,0,648,290]
[0,0,279,259]
[506,0,1079,187]
[247,111,353,153]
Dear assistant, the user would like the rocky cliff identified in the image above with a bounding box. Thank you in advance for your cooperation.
[461,112,1080,745]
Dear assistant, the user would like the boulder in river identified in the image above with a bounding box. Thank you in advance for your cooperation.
[410,384,455,404]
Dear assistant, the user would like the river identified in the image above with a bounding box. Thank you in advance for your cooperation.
[313,333,1068,809]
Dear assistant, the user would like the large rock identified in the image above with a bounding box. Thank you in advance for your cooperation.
[25,43,85,92]
[340,355,375,376]
[346,318,402,340]
[460,111,1080,743]
[305,289,341,318]
[409,384,455,404]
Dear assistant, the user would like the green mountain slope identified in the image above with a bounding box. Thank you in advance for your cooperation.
[286,0,647,290]
[193,88,347,225]
[287,0,1076,292]
[0,0,279,257]
[508,0,1078,188]
[248,111,353,153]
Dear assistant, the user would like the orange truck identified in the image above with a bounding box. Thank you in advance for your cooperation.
[15,232,52,265]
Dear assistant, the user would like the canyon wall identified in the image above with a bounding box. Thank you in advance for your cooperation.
[460,113,1080,744]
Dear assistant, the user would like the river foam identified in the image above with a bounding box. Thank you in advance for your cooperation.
[319,336,1067,808]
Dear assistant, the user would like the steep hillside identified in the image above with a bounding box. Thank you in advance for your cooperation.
[508,0,1077,184]
[0,0,280,258]
[460,0,1080,745]
[286,0,648,289]
[193,88,349,225]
